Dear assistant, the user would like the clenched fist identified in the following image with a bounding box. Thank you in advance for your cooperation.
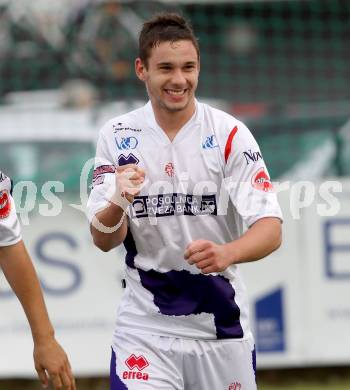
[184,240,235,274]
[111,164,146,208]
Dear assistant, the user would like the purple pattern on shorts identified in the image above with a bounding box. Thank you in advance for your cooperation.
[110,348,128,390]
[123,229,243,339]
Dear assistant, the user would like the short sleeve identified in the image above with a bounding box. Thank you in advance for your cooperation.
[223,122,283,227]
[0,188,22,247]
[86,129,117,222]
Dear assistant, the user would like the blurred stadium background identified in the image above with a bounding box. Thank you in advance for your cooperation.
[1,0,350,389]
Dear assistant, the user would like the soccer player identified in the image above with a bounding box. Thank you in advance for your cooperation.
[88,13,282,390]
[0,171,76,390]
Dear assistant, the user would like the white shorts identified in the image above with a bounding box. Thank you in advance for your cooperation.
[110,332,257,390]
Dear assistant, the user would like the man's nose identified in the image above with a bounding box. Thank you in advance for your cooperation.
[170,68,187,85]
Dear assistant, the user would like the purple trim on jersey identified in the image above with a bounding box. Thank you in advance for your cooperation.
[123,229,243,339]
[138,268,243,339]
[252,346,257,383]
[123,229,137,269]
[110,348,128,390]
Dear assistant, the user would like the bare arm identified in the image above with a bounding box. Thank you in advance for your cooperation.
[90,202,128,251]
[90,164,145,252]
[0,241,75,390]
[184,217,282,274]
[225,217,282,263]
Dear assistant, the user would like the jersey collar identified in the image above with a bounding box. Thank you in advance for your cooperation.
[143,100,202,144]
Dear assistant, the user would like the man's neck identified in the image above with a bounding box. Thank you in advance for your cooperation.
[152,101,196,141]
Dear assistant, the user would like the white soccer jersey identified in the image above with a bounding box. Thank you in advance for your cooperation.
[88,100,282,341]
[0,171,21,247]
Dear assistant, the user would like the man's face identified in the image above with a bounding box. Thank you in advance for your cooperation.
[135,40,200,114]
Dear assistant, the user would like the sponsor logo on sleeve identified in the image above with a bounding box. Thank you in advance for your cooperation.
[93,165,115,178]
[0,190,11,219]
[123,354,149,381]
[92,165,115,186]
[252,167,273,192]
[243,149,262,165]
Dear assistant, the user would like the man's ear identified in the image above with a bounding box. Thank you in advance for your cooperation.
[135,58,146,81]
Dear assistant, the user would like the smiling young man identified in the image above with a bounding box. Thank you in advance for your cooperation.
[88,13,282,390]
[0,171,76,390]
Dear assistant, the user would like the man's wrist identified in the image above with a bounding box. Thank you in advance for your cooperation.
[224,241,241,266]
[110,191,131,211]
[32,327,55,344]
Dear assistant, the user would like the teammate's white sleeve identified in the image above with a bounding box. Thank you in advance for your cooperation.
[223,122,283,227]
[86,129,117,222]
[0,175,22,247]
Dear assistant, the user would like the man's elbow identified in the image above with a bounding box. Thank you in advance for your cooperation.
[92,235,118,252]
[92,229,127,252]
[273,222,283,252]
[90,220,127,252]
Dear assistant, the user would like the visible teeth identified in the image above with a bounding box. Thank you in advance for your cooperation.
[166,89,185,95]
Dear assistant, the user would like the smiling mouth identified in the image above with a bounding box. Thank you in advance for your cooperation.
[164,89,187,96]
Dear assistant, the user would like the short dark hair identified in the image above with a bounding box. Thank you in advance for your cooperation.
[138,13,199,67]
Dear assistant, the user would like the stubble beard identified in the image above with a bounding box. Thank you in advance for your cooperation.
[146,82,196,114]
[158,90,194,113]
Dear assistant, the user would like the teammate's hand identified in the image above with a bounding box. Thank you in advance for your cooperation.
[113,164,146,207]
[33,337,76,389]
[184,240,234,274]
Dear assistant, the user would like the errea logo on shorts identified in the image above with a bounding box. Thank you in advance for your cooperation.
[123,354,150,381]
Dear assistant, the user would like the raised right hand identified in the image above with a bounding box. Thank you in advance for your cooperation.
[113,164,146,206]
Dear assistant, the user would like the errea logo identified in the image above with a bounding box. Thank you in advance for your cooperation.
[123,354,150,381]
[125,354,149,371]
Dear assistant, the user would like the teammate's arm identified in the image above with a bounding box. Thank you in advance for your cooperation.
[185,217,281,274]
[0,241,75,390]
[90,164,145,252]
